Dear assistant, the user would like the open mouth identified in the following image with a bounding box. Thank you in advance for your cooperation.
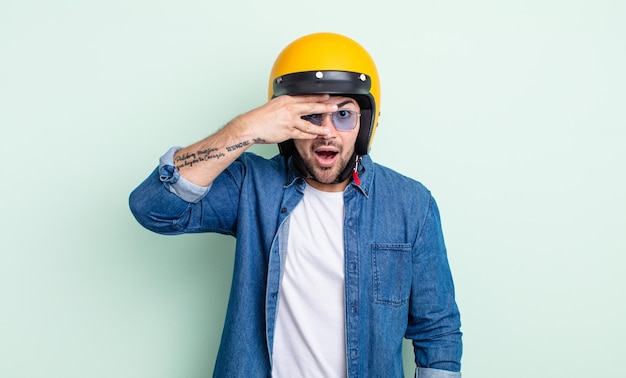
[316,151,337,158]
[314,149,339,166]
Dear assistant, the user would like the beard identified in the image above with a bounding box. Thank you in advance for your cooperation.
[299,140,355,184]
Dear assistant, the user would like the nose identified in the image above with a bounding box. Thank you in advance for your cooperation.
[320,113,334,126]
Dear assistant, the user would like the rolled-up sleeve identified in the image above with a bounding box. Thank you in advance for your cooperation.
[158,146,211,204]
[415,366,461,377]
[129,147,213,235]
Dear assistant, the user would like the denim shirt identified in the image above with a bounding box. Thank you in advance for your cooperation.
[129,148,462,378]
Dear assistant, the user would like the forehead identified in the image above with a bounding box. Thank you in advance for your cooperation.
[326,95,360,109]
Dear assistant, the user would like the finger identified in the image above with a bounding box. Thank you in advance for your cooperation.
[292,131,318,140]
[283,94,331,103]
[296,119,329,136]
[278,94,338,114]
[290,102,338,118]
[307,102,338,114]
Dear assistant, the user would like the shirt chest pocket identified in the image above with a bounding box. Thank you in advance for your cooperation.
[372,243,412,307]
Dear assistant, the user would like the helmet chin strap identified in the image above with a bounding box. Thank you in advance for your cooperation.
[291,150,362,185]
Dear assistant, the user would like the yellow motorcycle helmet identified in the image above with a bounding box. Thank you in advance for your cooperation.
[268,32,381,156]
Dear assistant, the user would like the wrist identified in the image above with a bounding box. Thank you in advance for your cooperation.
[225,114,266,146]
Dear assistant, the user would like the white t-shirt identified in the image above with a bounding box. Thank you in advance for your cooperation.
[272,184,346,377]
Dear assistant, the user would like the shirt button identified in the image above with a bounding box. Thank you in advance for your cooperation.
[350,348,358,359]
[281,207,287,213]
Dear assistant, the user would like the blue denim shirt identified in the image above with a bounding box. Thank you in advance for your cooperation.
[129,148,462,378]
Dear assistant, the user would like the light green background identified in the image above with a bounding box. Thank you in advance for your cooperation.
[1,0,624,377]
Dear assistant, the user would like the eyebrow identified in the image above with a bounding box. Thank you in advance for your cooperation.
[337,100,357,108]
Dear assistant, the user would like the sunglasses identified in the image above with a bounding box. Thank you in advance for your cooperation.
[301,110,361,131]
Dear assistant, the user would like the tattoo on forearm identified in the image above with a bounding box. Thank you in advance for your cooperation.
[175,147,226,169]
[225,140,250,152]
[197,147,220,157]
[174,138,259,169]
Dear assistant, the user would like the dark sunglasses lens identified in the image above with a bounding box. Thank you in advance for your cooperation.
[301,114,322,126]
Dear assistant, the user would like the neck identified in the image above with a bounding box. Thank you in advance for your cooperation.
[305,177,350,192]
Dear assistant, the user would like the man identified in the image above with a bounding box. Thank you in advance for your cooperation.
[130,32,462,377]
